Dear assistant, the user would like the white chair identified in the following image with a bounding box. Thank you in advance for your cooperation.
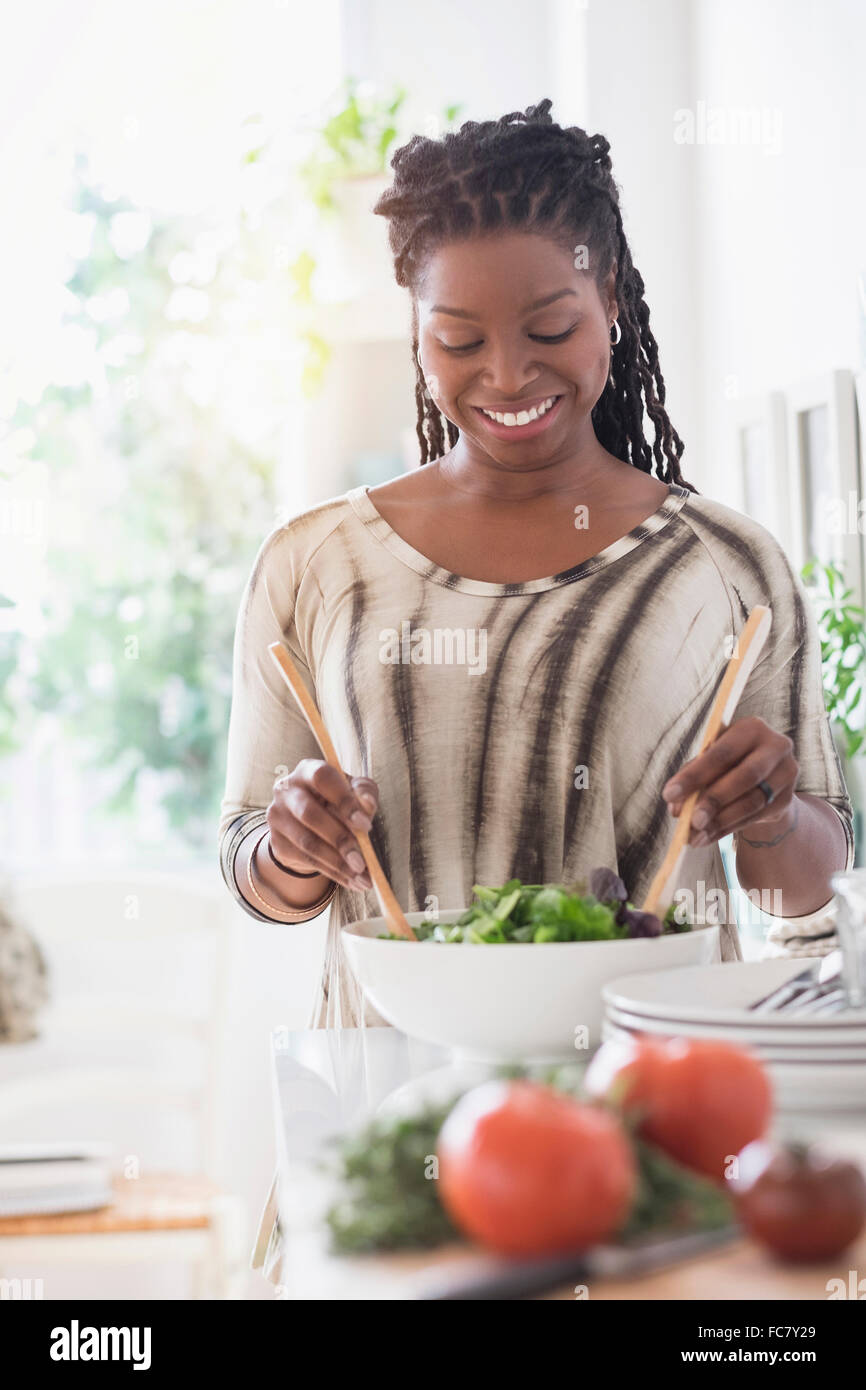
[0,869,248,1298]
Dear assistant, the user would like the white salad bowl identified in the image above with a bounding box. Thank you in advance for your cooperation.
[341,911,721,1062]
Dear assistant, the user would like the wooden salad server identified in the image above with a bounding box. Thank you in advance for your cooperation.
[641,605,773,920]
[268,641,417,941]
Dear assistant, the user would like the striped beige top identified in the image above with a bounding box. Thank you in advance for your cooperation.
[218,481,855,1028]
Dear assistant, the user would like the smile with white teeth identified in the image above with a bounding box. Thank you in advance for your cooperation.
[479,396,558,426]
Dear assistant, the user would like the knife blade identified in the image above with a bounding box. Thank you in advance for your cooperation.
[415,1223,739,1301]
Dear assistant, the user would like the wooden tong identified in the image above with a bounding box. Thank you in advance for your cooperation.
[267,642,417,941]
[641,605,773,919]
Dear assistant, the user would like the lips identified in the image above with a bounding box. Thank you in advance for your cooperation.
[471,393,565,440]
[473,393,560,415]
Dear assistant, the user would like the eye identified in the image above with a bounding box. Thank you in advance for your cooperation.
[438,340,483,354]
[530,323,580,344]
[436,322,580,353]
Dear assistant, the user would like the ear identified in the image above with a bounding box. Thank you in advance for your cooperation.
[603,264,618,320]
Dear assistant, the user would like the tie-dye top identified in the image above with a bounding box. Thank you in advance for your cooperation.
[218,480,855,1028]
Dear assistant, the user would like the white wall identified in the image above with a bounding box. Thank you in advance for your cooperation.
[562,0,703,488]
[693,0,866,503]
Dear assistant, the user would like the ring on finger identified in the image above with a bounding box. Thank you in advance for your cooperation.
[756,777,775,805]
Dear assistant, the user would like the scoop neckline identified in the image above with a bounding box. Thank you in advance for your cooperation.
[346,481,692,596]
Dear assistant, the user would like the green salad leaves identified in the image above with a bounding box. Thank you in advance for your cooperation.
[381,870,691,943]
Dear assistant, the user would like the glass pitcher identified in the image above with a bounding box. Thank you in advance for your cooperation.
[829,868,866,1009]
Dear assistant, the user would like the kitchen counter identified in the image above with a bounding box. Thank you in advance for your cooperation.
[269,1027,866,1300]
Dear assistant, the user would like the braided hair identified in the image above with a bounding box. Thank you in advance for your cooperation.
[372,98,697,492]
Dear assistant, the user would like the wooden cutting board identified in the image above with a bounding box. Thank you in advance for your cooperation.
[276,1223,866,1301]
[548,1230,866,1301]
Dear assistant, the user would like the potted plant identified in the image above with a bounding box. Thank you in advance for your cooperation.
[297,77,411,215]
[291,81,464,373]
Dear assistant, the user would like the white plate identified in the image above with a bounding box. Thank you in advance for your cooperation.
[600,1021,866,1111]
[603,960,866,1029]
[604,1004,866,1051]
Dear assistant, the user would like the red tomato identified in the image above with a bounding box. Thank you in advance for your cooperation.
[436,1079,636,1256]
[585,1034,772,1181]
[730,1140,866,1263]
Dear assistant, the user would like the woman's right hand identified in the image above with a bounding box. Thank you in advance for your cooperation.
[266,759,377,892]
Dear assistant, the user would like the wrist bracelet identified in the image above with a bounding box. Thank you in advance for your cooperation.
[246,831,335,922]
[266,833,321,878]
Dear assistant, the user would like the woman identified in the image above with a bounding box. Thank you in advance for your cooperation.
[218,99,853,1276]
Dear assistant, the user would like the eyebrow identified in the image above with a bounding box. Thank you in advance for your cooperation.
[429,288,579,320]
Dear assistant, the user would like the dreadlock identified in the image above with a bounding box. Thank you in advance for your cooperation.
[372,97,697,492]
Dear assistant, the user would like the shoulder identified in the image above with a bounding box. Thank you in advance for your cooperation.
[248,490,358,586]
[677,492,813,645]
[676,491,798,582]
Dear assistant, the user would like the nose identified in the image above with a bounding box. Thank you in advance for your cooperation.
[481,338,541,398]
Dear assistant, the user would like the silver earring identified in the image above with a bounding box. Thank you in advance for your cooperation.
[417,347,423,371]
[609,319,621,346]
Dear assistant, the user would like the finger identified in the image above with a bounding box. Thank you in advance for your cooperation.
[694,778,797,845]
[697,761,800,834]
[688,761,798,845]
[662,719,764,802]
[690,745,794,833]
[350,776,379,817]
[293,759,373,832]
[722,787,796,839]
[270,814,371,891]
[277,785,372,882]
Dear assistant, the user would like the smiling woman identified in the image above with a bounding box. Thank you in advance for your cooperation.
[374,99,690,482]
[217,98,854,1281]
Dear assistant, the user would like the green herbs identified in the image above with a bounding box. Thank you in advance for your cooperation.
[323,1082,732,1257]
[380,872,693,943]
[324,1102,459,1254]
[620,1136,734,1240]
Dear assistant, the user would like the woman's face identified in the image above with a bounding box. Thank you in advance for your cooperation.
[415,231,617,470]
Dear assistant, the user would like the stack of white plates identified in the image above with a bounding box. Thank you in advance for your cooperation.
[602,960,866,1112]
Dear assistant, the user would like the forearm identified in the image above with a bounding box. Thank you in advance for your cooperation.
[236,825,335,920]
[734,792,849,917]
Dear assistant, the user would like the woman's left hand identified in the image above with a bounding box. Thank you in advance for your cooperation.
[661,716,799,848]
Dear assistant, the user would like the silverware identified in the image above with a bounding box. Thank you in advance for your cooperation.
[416,1225,739,1301]
[790,986,847,1017]
[748,949,843,1014]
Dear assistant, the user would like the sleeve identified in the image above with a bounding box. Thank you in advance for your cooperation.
[731,534,855,938]
[217,524,335,924]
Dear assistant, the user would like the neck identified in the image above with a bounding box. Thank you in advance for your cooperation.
[439,421,628,504]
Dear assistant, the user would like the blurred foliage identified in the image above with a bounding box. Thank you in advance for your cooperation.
[801,557,866,760]
[298,77,409,212]
[6,149,296,848]
[1,88,466,850]
[0,597,19,760]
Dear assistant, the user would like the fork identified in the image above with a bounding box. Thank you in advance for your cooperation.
[748,949,844,1015]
